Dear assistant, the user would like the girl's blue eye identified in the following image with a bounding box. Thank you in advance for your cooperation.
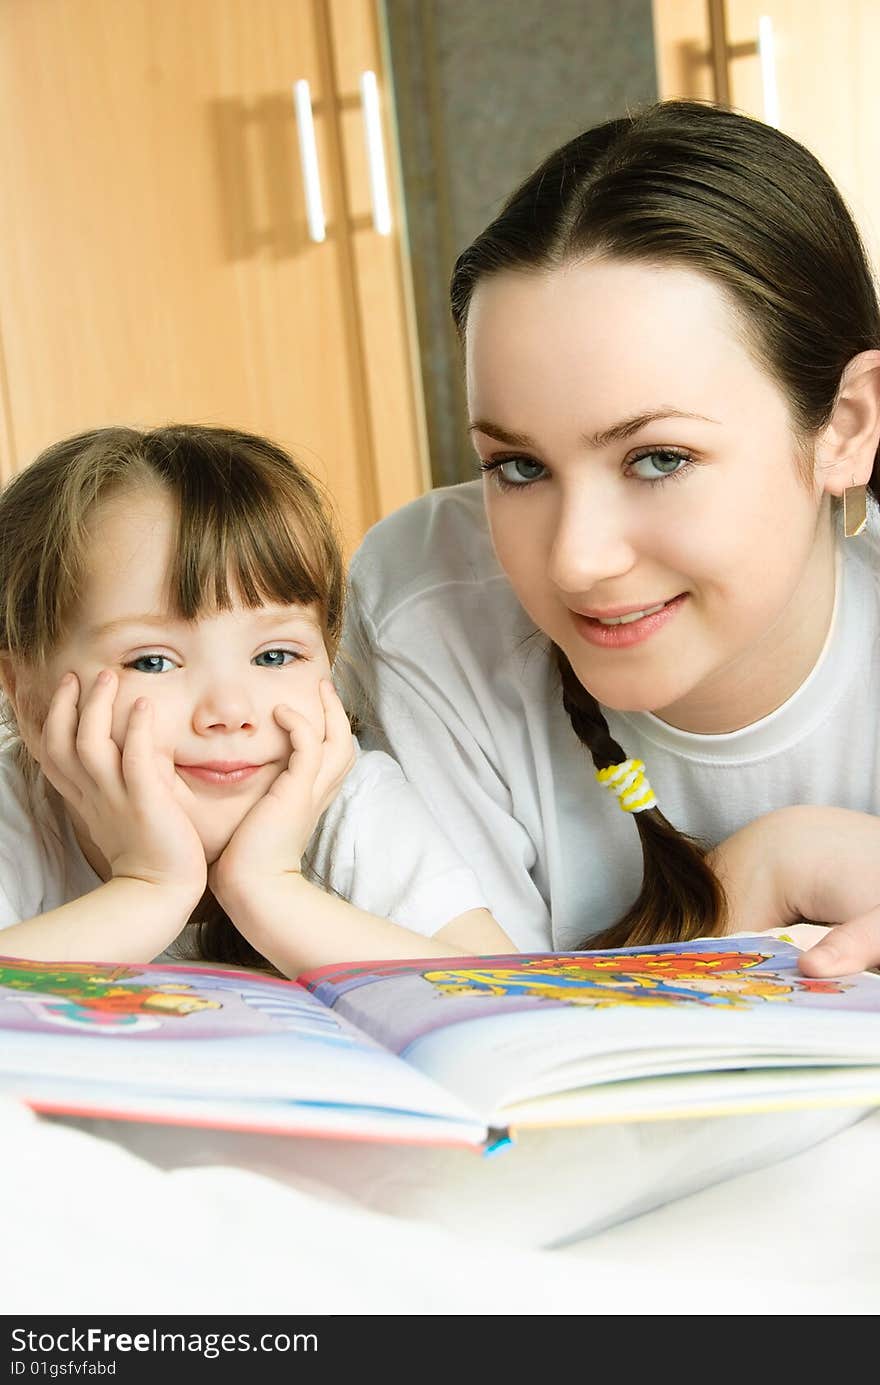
[482,457,547,487]
[125,655,175,674]
[253,649,299,668]
[629,449,690,481]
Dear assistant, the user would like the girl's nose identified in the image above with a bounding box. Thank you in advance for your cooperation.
[548,492,636,596]
[191,684,256,735]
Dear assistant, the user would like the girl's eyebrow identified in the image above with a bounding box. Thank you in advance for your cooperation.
[253,606,321,628]
[88,613,176,638]
[88,608,322,638]
[469,408,720,450]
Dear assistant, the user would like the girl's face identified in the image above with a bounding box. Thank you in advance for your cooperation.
[468,258,836,733]
[30,485,332,864]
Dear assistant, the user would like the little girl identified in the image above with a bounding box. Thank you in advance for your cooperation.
[0,423,514,976]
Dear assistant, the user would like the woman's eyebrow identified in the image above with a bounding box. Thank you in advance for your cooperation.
[468,420,535,448]
[587,409,720,448]
[469,409,720,450]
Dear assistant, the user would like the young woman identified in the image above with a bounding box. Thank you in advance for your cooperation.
[342,99,880,976]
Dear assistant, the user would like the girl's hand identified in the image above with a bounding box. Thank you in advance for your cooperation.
[39,670,207,903]
[208,680,355,896]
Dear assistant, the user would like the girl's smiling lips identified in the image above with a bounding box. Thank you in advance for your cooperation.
[176,761,268,785]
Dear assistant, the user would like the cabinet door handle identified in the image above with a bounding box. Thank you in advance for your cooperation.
[757,15,780,126]
[359,70,392,236]
[292,79,327,243]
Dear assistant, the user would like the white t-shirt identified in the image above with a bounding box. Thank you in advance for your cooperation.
[0,742,489,954]
[342,479,880,952]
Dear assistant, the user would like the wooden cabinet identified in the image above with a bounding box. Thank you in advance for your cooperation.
[652,1,880,270]
[0,0,428,552]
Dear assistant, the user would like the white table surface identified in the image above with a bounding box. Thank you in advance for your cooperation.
[4,1096,876,1315]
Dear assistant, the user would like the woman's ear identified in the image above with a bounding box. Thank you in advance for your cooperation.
[815,349,880,497]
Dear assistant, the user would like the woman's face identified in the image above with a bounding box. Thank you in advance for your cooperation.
[467,258,836,733]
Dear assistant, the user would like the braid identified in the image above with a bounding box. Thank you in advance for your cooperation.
[556,650,727,949]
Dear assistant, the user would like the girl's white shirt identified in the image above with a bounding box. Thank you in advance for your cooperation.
[342,480,880,951]
[0,742,489,953]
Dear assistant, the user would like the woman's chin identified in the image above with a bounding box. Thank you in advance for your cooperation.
[567,675,665,716]
[562,654,687,717]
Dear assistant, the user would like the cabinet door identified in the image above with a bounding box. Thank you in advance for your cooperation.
[724,2,880,270]
[652,1,880,270]
[0,0,426,549]
[327,0,429,520]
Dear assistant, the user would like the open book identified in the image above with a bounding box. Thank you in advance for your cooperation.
[3,933,880,1152]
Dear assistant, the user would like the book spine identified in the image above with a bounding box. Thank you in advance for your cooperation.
[482,1126,513,1157]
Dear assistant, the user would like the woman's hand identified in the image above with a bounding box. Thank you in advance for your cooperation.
[208,680,355,900]
[39,670,207,905]
[710,806,880,976]
[796,903,880,976]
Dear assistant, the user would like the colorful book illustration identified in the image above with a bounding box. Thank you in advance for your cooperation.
[2,935,880,1151]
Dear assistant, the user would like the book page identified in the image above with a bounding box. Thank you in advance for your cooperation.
[0,956,485,1145]
[301,936,880,1124]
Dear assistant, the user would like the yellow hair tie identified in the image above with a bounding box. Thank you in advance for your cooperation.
[595,758,657,814]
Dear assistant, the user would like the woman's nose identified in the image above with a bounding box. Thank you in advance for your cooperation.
[548,494,636,596]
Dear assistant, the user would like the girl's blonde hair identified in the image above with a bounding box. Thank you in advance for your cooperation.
[1,422,344,667]
[0,422,346,968]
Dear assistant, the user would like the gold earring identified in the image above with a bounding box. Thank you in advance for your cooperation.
[844,476,867,538]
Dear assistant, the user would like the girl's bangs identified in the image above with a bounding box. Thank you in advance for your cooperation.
[168,494,328,618]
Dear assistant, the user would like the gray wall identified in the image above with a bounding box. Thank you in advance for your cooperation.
[384,0,658,486]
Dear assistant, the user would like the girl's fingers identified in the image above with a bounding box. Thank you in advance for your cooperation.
[120,696,162,805]
[75,669,123,791]
[320,679,352,747]
[273,703,322,779]
[314,681,357,791]
[275,702,319,750]
[39,673,84,802]
[268,696,352,825]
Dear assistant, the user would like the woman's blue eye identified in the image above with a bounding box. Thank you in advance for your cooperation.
[253,649,299,668]
[488,457,547,486]
[629,449,689,481]
[125,655,175,674]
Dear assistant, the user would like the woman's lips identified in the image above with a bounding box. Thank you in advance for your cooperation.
[176,763,265,786]
[571,593,688,649]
